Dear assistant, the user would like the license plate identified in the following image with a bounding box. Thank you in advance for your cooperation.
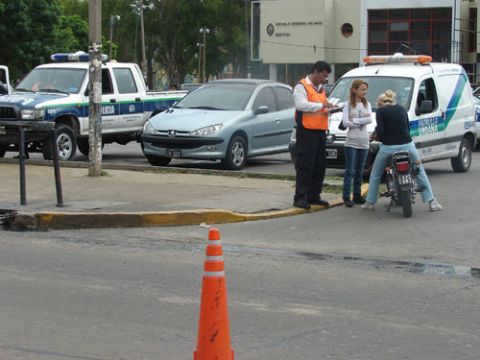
[165,149,181,157]
[0,126,5,135]
[326,148,337,159]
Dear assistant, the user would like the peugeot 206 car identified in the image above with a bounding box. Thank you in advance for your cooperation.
[141,79,295,170]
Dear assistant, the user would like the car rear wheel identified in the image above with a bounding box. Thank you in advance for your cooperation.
[451,137,472,173]
[222,135,247,170]
[146,154,171,166]
[0,145,6,158]
[43,124,77,161]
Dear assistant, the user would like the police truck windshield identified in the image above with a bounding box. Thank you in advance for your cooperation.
[17,68,87,94]
[329,76,414,111]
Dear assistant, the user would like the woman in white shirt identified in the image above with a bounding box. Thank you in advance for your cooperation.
[341,80,372,207]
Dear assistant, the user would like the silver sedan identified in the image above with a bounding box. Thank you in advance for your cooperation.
[141,79,295,170]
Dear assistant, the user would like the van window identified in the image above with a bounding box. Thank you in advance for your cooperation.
[328,76,414,111]
[416,78,438,115]
[113,68,138,94]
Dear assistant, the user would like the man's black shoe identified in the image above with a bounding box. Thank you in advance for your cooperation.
[309,198,329,207]
[293,200,311,210]
[353,194,366,204]
[343,197,354,207]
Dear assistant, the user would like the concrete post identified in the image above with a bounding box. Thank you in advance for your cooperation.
[88,0,103,177]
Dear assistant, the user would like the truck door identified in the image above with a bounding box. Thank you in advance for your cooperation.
[112,67,144,131]
[100,69,120,133]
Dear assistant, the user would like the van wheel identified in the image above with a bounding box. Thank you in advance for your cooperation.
[42,125,77,161]
[0,145,6,158]
[146,155,171,166]
[451,138,472,173]
[222,135,247,170]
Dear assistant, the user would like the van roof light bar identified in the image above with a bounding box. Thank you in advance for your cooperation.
[363,53,432,65]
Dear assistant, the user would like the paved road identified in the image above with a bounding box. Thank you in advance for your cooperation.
[0,153,479,359]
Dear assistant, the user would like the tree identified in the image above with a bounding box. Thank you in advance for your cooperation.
[0,0,89,81]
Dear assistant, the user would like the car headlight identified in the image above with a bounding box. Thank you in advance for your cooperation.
[189,124,223,136]
[143,121,155,134]
[21,108,45,120]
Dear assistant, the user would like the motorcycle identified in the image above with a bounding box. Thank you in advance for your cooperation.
[384,151,418,218]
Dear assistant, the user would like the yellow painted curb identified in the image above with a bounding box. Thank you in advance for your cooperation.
[15,184,369,230]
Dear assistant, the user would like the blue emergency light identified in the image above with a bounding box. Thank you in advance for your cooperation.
[51,52,108,62]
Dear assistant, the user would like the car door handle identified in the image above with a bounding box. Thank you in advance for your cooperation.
[110,99,117,103]
[135,97,141,102]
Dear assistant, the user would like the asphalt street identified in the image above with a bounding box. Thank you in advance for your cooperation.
[0,151,479,359]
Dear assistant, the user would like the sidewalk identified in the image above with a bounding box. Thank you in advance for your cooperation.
[0,160,347,230]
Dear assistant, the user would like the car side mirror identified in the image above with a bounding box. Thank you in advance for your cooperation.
[254,106,269,115]
[419,100,433,114]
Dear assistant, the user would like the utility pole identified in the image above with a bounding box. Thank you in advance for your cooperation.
[88,0,102,177]
[140,0,147,79]
[244,0,251,78]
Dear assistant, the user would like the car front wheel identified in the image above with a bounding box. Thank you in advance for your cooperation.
[43,125,77,161]
[222,135,247,170]
[146,154,171,166]
[0,145,6,158]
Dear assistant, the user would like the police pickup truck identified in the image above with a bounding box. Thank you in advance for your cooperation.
[0,53,186,160]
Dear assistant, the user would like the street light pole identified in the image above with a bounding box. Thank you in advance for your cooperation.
[140,0,147,78]
[109,15,120,61]
[199,27,210,83]
[196,42,203,83]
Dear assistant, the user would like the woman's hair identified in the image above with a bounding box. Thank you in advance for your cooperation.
[377,89,396,106]
[349,80,368,108]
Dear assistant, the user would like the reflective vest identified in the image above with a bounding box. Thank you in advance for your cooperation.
[295,78,329,130]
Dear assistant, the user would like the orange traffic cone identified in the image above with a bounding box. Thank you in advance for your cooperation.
[194,228,234,360]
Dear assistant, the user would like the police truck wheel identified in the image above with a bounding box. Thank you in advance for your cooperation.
[77,138,104,156]
[146,155,171,166]
[451,138,472,173]
[43,125,77,161]
[222,135,247,170]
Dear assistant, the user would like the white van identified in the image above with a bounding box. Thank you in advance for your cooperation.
[325,54,477,173]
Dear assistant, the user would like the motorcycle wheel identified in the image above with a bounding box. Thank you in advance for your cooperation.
[399,189,413,218]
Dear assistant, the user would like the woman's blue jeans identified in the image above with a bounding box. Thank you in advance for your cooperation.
[366,141,435,204]
[343,146,368,198]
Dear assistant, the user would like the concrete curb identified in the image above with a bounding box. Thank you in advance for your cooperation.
[2,158,366,231]
[10,190,363,231]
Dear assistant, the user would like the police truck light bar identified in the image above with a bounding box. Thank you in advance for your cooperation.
[363,53,432,65]
[51,51,108,62]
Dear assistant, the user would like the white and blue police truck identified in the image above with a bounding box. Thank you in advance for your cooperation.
[0,52,187,160]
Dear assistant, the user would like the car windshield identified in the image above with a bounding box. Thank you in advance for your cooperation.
[17,68,86,94]
[174,83,256,111]
[329,76,414,111]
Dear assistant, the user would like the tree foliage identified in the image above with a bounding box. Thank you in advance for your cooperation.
[0,0,249,88]
[0,0,89,81]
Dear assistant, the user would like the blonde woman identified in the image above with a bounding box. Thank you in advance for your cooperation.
[341,80,372,207]
[362,90,443,211]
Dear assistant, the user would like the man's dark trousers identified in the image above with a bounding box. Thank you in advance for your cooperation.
[294,127,327,203]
